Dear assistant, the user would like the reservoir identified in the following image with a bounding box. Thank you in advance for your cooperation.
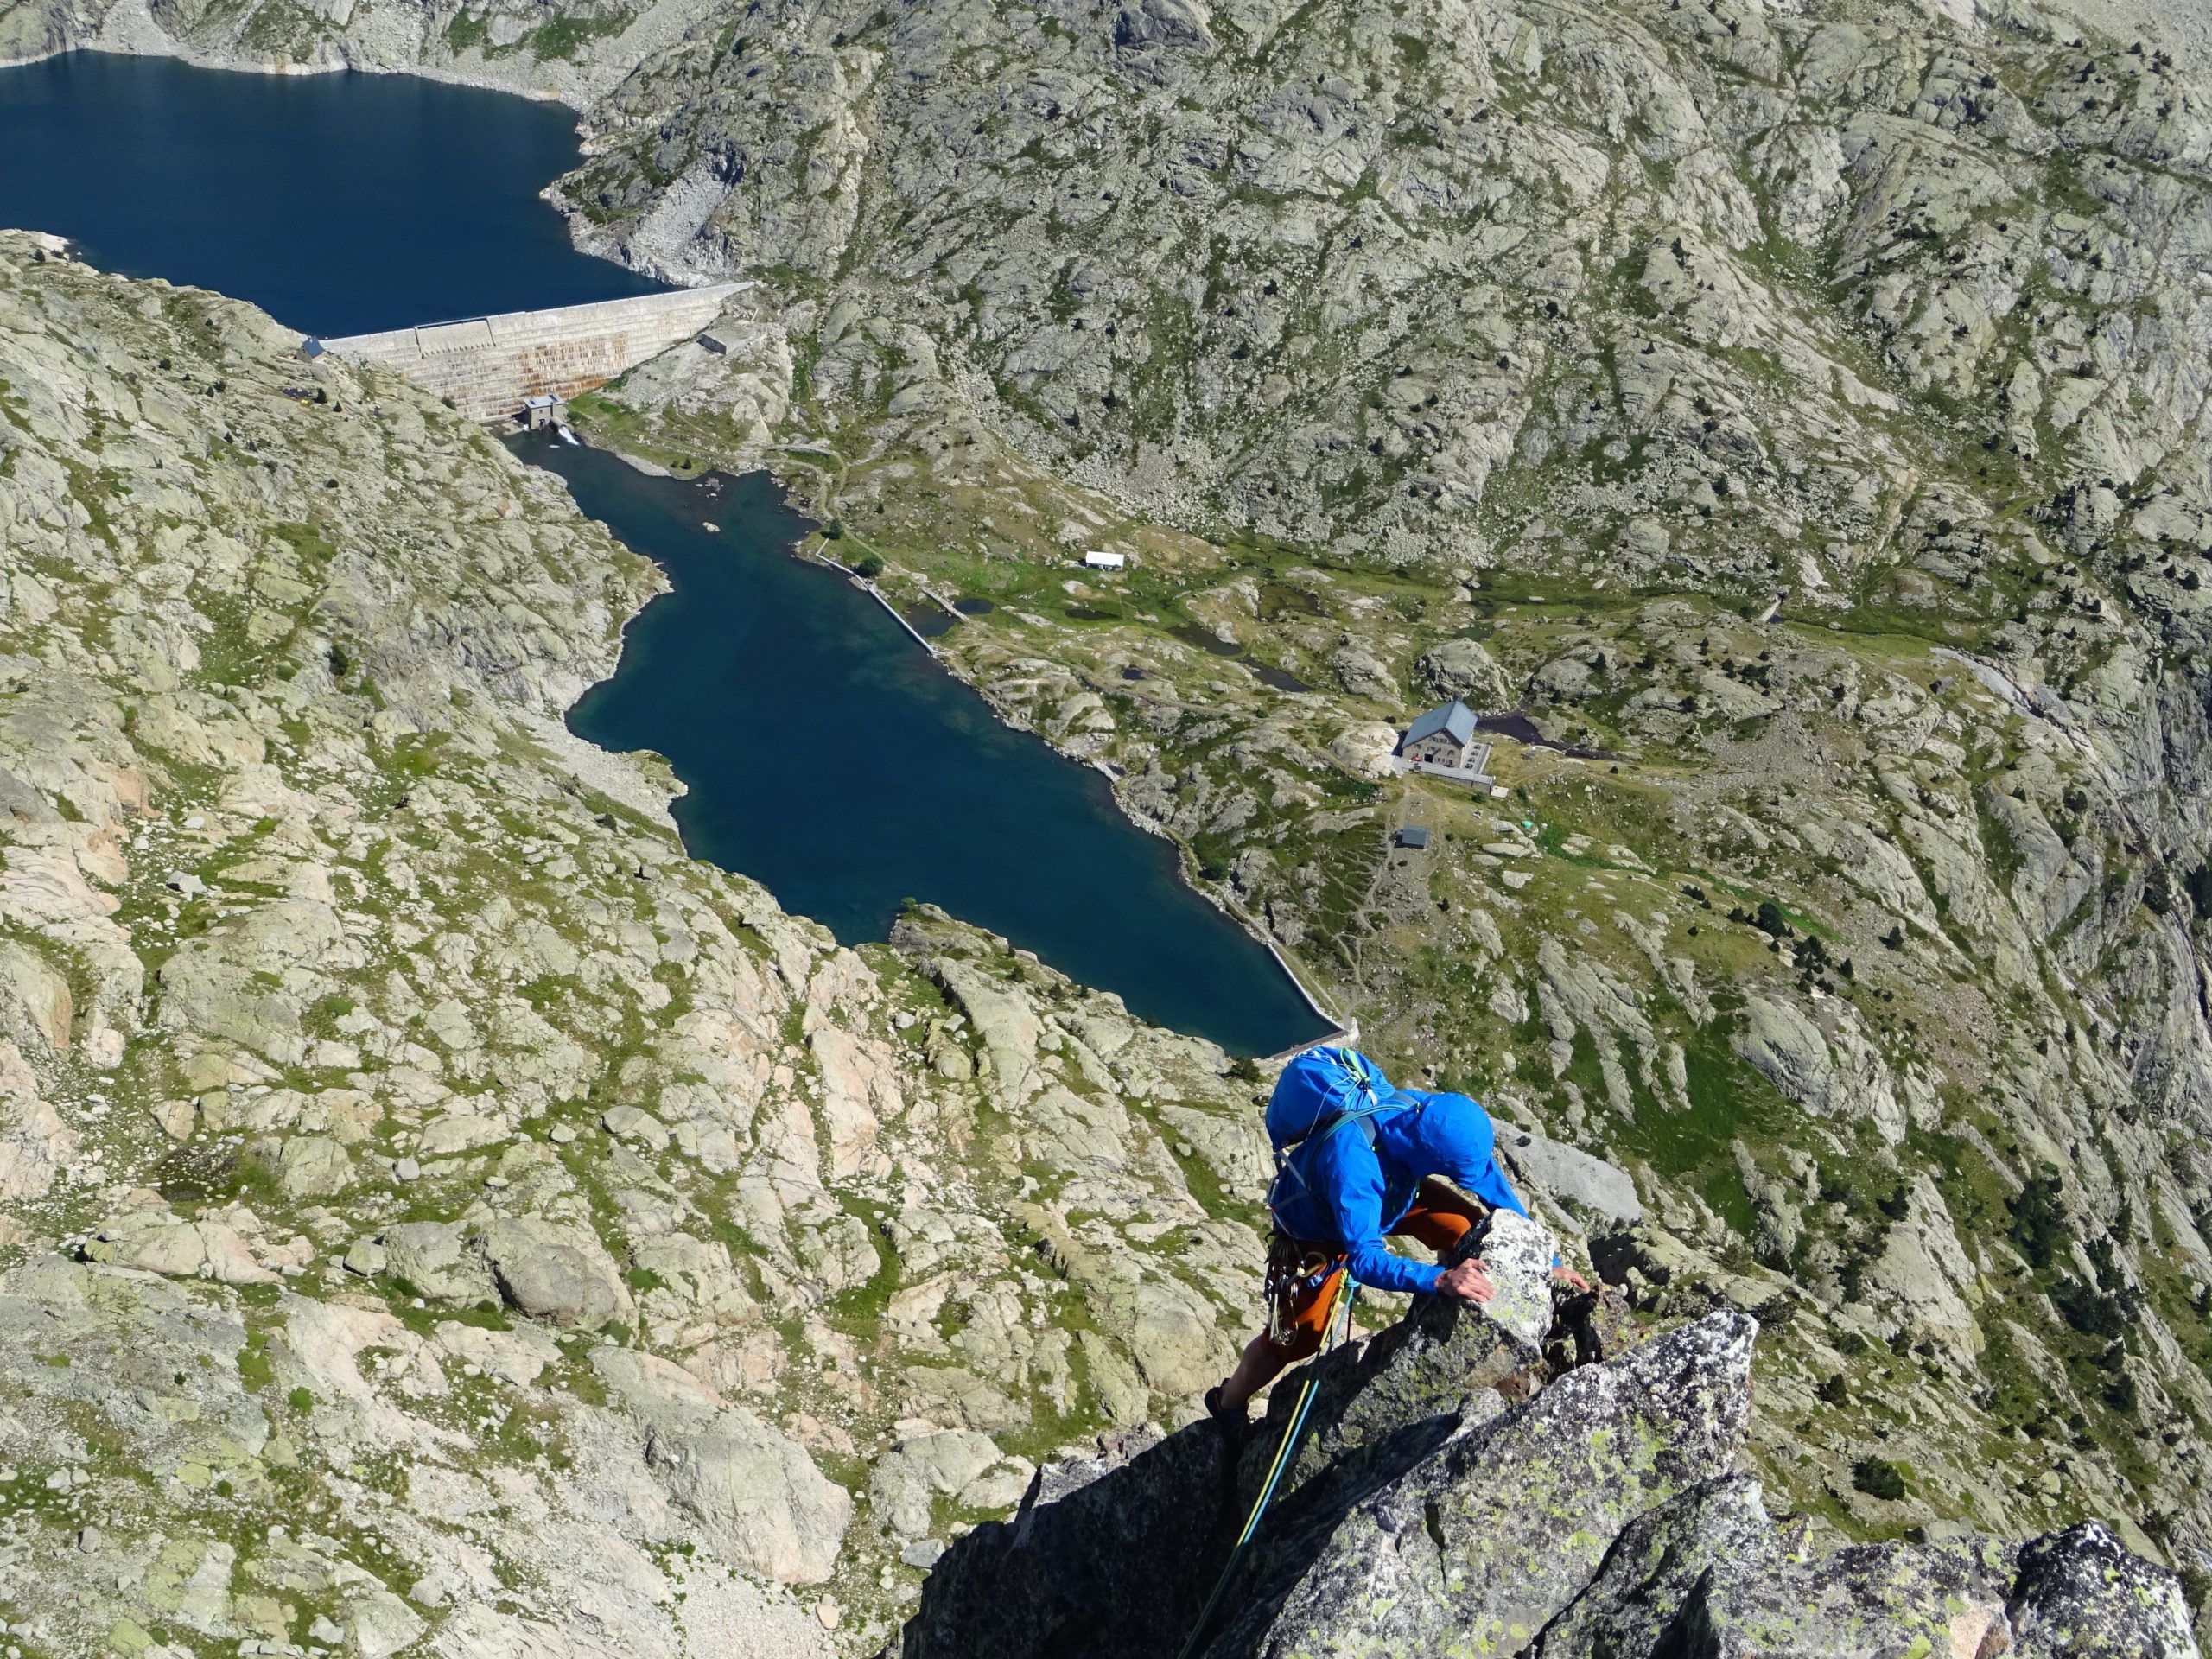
[537,437,1327,1057]
[0,53,663,335]
[0,53,1328,1054]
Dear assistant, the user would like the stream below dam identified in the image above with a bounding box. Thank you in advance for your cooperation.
[0,50,1329,1055]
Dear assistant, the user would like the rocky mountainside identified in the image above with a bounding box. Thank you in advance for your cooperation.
[0,0,696,99]
[0,238,1371,1656]
[10,0,2212,1645]
[547,0,2212,1612]
[902,1213,2198,1658]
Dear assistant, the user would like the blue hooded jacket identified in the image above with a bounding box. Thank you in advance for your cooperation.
[1269,1090,1529,1296]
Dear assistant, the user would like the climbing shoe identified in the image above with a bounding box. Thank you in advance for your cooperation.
[1205,1384,1246,1427]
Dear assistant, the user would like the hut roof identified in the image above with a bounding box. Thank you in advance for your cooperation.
[1402,699,1478,748]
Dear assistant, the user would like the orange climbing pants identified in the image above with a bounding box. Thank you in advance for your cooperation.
[1261,1179,1484,1363]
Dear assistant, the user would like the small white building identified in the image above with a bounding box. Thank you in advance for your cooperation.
[519,393,566,430]
[1084,550,1128,571]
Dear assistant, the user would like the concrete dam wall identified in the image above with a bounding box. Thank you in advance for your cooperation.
[317,284,747,422]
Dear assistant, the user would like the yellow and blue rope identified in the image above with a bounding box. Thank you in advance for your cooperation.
[1174,1279,1359,1659]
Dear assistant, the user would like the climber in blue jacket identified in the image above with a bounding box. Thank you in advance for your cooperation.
[1207,1088,1587,1421]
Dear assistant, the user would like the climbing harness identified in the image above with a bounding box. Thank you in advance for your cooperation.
[1173,1277,1361,1659]
[1262,1231,1341,1348]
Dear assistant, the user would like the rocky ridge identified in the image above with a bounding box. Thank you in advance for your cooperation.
[901,1211,2197,1658]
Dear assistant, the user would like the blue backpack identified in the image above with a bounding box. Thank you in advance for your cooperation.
[1264,1046,1394,1236]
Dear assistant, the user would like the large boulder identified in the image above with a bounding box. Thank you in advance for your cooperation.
[343,1589,426,1659]
[1417,637,1511,707]
[1112,0,1214,53]
[478,1217,631,1328]
[275,1133,353,1198]
[0,940,72,1053]
[646,1407,853,1586]
[931,960,1044,1103]
[83,1209,276,1286]
[2008,1522,2199,1659]
[1328,722,1399,779]
[1533,1474,1781,1655]
[0,1038,74,1201]
[376,1220,497,1308]
[1540,1471,2018,1657]
[593,1348,852,1585]
[1327,640,1397,702]
[871,1429,1017,1540]
[1499,1127,1644,1224]
[1732,992,1838,1111]
[1539,1491,2196,1658]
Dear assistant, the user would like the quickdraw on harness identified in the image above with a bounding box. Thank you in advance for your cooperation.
[1262,1233,1339,1348]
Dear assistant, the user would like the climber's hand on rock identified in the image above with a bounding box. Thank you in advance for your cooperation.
[1550,1265,1592,1294]
[1436,1257,1496,1303]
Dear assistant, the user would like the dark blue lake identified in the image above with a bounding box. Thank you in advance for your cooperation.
[534,437,1327,1055]
[0,52,1328,1054]
[0,52,664,335]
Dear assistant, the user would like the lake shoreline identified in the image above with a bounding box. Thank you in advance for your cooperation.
[0,45,1343,1053]
[805,545,1351,1053]
[572,437,1357,1052]
[0,31,588,109]
[778,511,1346,1052]
[526,435,1332,1056]
[554,413,1356,1049]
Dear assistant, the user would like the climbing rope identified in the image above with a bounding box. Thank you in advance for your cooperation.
[1173,1279,1360,1659]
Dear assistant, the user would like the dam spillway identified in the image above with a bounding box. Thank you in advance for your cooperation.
[315,283,747,422]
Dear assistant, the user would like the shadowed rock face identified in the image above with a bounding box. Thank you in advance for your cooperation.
[897,1218,2198,1659]
[896,1421,1237,1659]
[2009,1522,2204,1659]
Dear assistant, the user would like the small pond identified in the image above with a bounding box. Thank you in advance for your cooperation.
[1171,623,1245,658]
